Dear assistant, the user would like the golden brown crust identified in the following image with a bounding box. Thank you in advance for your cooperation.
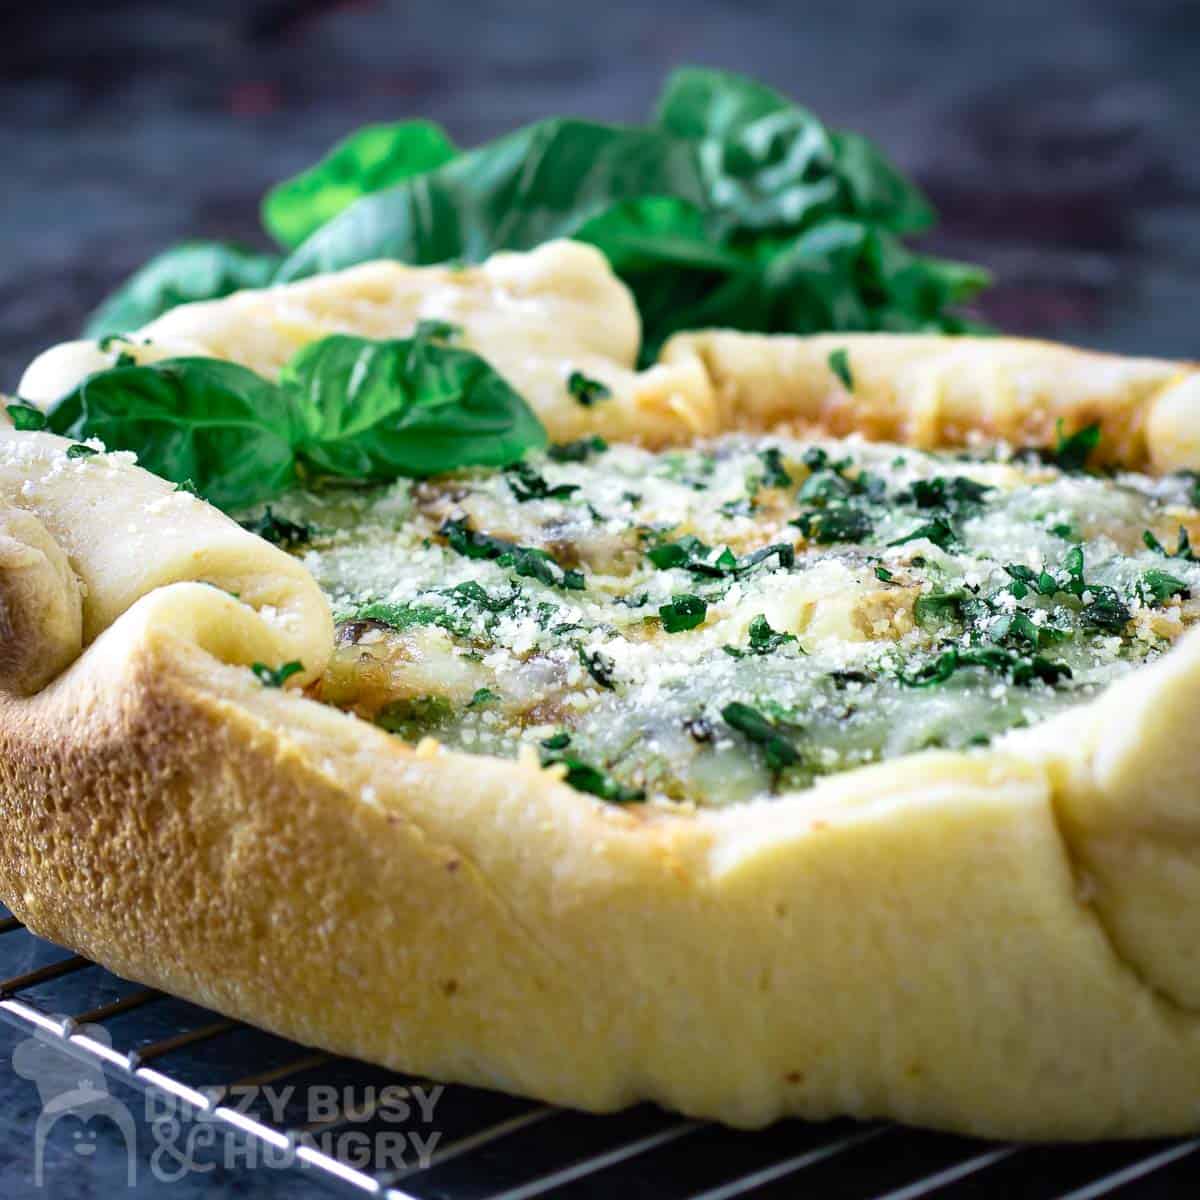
[4,245,1200,1138]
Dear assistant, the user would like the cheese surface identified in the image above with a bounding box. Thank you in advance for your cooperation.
[247,434,1200,807]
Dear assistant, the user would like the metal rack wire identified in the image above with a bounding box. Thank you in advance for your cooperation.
[1,908,1197,1199]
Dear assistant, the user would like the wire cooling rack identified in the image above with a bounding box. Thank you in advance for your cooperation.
[2,906,1198,1199]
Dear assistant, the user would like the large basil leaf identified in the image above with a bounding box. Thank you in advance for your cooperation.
[654,67,838,235]
[84,243,281,339]
[654,68,796,141]
[47,359,296,510]
[44,335,547,511]
[655,68,934,235]
[276,119,710,281]
[284,333,547,478]
[830,131,935,234]
[262,120,458,250]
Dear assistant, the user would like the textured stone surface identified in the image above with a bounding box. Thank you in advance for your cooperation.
[3,0,1199,391]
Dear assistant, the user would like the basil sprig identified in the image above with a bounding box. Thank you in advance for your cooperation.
[44,332,547,511]
[85,68,988,358]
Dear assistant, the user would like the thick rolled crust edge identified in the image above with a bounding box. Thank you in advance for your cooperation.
[3,587,1200,1139]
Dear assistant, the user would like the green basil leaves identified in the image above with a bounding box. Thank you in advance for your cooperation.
[48,358,297,511]
[85,68,988,361]
[281,334,546,480]
[45,332,547,510]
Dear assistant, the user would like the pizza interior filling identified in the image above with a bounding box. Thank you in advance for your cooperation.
[241,433,1200,807]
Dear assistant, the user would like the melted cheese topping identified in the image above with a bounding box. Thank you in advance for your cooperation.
[248,434,1200,808]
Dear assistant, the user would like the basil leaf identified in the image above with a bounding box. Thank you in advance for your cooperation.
[85,243,280,339]
[277,119,710,282]
[46,358,297,510]
[46,331,547,511]
[263,120,458,249]
[829,130,936,234]
[284,334,546,479]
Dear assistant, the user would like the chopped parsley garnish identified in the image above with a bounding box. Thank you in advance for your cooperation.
[647,534,793,576]
[827,347,854,391]
[548,435,607,462]
[566,370,611,406]
[376,695,454,738]
[538,732,644,804]
[899,475,992,513]
[659,594,707,632]
[793,506,874,544]
[888,518,958,550]
[874,566,894,582]
[724,615,798,658]
[506,461,580,502]
[440,518,585,590]
[1137,569,1190,606]
[792,450,884,543]
[1143,527,1197,562]
[251,660,305,688]
[412,318,462,341]
[758,447,792,488]
[578,647,617,689]
[913,589,969,623]
[467,687,499,708]
[5,401,47,431]
[240,507,314,548]
[899,647,1071,689]
[1079,588,1132,632]
[66,443,99,459]
[721,702,801,771]
[1048,420,1101,472]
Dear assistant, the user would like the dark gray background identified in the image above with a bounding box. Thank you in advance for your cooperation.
[3,0,1199,393]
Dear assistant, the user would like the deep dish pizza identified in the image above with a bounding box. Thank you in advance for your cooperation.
[4,240,1200,1140]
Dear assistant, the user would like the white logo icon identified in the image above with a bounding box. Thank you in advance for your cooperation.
[13,1024,137,1187]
